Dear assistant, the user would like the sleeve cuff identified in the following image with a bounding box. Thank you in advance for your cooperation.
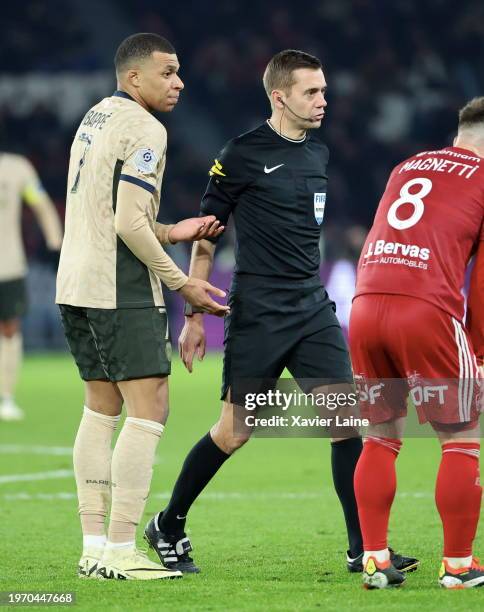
[120,174,156,194]
[156,223,176,245]
[165,272,188,292]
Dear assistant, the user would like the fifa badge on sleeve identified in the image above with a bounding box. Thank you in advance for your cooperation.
[314,193,326,225]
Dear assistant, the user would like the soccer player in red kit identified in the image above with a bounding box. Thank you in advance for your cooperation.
[349,97,484,589]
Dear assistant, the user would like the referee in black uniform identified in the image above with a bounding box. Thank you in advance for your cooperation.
[145,50,417,575]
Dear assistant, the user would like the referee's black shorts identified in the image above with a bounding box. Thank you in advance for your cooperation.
[221,274,353,403]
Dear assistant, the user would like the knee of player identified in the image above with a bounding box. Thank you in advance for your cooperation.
[225,433,250,454]
[0,319,20,338]
[433,420,480,444]
[211,425,249,454]
[159,403,169,425]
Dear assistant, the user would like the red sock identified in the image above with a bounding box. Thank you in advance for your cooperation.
[354,436,402,551]
[435,442,481,558]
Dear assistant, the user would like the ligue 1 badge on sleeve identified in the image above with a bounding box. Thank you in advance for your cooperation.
[314,193,326,225]
[133,148,158,174]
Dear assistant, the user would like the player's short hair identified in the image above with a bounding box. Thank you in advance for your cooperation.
[114,33,176,74]
[263,50,322,100]
[458,97,484,130]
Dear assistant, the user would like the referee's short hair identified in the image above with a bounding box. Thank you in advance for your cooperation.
[115,33,176,75]
[263,50,322,100]
[458,97,484,130]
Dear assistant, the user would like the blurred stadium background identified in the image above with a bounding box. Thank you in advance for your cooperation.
[3,0,483,351]
[2,2,484,606]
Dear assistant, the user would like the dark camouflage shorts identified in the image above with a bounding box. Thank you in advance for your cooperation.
[58,305,171,382]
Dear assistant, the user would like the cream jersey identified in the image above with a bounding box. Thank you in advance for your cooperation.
[56,90,181,308]
[0,153,46,281]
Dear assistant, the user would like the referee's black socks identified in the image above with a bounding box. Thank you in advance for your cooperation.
[330,437,364,558]
[159,432,230,535]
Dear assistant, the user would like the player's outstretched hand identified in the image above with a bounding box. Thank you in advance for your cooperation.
[179,277,230,317]
[168,216,224,244]
[179,314,206,373]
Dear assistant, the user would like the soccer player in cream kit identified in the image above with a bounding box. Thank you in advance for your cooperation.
[350,98,484,589]
[56,33,228,581]
[0,153,62,420]
[145,50,416,576]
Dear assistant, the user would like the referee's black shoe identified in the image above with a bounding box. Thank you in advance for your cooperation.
[144,512,200,574]
[347,548,420,573]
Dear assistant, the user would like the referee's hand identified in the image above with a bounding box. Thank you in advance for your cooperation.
[179,277,230,317]
[179,315,205,373]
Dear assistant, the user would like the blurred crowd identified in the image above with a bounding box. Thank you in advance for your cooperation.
[1,0,483,289]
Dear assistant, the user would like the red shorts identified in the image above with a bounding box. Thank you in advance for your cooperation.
[349,294,482,429]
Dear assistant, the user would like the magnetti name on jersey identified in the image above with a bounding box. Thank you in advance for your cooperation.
[398,156,479,179]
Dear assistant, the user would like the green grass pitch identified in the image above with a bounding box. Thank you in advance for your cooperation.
[0,353,482,610]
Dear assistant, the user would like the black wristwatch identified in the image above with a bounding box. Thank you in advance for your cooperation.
[184,303,205,316]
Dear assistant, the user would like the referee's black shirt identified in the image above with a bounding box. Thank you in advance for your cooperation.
[201,120,329,281]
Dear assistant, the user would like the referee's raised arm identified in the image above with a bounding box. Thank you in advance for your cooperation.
[179,140,252,369]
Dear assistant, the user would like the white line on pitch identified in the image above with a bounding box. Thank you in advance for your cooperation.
[1,490,433,501]
[0,444,72,456]
[0,470,74,485]
[3,492,77,500]
[0,445,161,463]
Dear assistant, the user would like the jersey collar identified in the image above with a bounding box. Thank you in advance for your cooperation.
[113,90,136,102]
[266,119,307,144]
[449,146,484,161]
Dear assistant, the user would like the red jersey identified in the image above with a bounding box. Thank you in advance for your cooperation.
[467,240,484,363]
[355,146,484,323]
